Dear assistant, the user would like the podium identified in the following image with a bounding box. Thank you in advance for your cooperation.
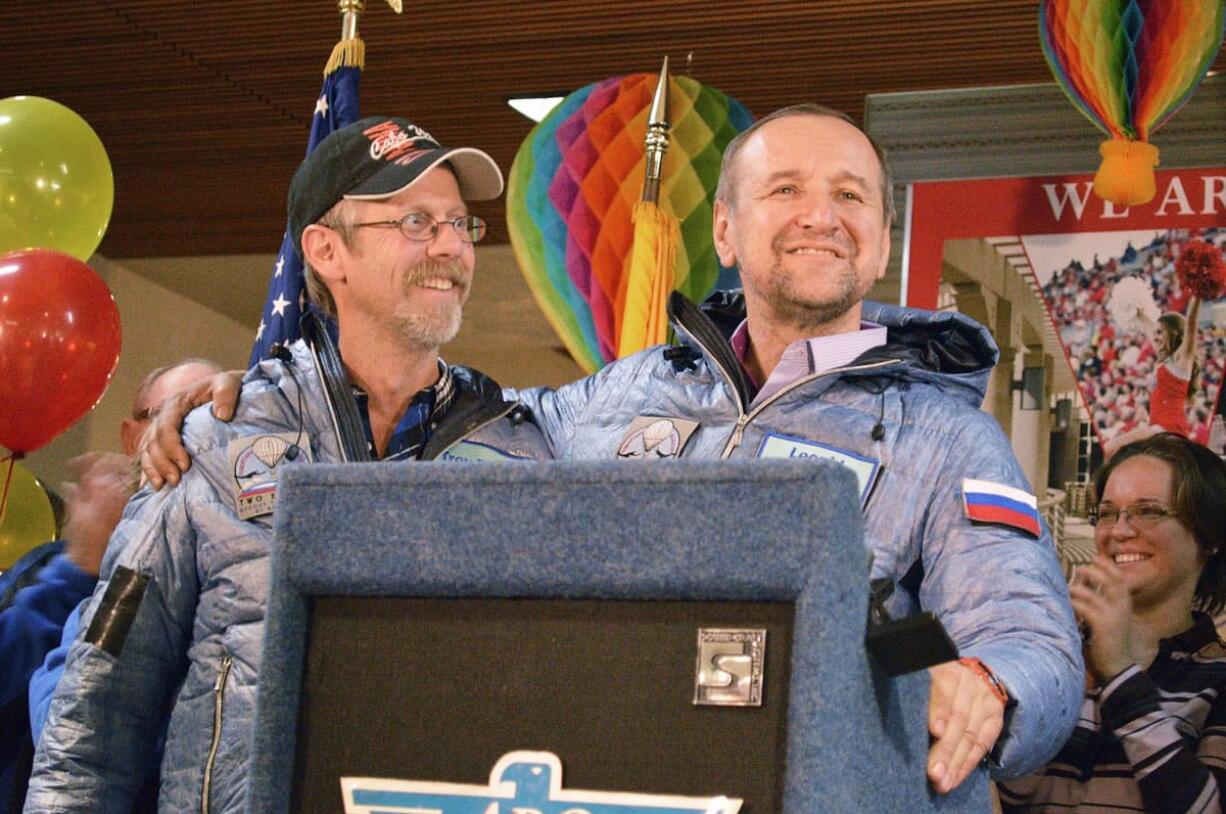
[248,459,989,813]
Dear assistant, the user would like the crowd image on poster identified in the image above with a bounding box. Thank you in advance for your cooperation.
[1031,228,1226,453]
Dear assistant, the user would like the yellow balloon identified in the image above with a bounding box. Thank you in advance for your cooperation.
[0,96,114,261]
[0,461,57,570]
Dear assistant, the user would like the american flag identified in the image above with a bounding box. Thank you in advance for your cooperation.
[249,47,361,366]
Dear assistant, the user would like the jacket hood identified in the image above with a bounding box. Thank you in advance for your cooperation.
[693,290,1000,406]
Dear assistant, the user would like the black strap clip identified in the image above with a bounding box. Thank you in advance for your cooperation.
[865,577,959,676]
[662,346,700,372]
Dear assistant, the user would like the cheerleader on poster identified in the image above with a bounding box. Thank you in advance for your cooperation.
[1102,237,1226,458]
[1104,296,1201,457]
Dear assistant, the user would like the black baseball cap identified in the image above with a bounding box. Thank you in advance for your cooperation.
[287,116,503,257]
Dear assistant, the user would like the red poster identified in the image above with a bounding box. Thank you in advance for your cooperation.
[906,169,1226,453]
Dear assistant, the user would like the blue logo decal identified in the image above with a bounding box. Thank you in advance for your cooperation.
[343,750,741,813]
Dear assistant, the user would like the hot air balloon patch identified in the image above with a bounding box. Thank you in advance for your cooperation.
[227,432,312,520]
[616,416,698,460]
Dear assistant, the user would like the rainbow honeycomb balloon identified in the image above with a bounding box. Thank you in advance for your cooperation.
[508,74,754,373]
[1040,0,1223,141]
[1039,1,1224,204]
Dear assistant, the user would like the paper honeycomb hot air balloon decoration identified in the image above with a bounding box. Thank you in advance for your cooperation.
[507,73,754,373]
[1039,0,1225,206]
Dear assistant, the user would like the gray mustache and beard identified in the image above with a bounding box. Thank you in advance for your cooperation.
[393,259,472,351]
[763,229,867,330]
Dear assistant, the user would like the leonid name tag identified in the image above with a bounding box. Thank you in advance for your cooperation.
[756,432,881,507]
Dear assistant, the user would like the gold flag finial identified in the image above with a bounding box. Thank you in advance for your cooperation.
[619,55,680,358]
[337,0,401,42]
[329,0,399,74]
[641,56,670,203]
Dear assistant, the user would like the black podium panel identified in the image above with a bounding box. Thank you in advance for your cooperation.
[291,597,793,813]
[251,461,991,813]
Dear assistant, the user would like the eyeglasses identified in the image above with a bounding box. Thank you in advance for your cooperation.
[349,212,487,243]
[1092,501,1178,530]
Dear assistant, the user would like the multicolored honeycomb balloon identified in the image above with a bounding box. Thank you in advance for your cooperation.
[1039,0,1225,204]
[507,74,754,372]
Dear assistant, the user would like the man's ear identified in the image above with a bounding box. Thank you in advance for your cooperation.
[874,223,891,282]
[120,418,142,458]
[712,199,738,269]
[301,224,344,285]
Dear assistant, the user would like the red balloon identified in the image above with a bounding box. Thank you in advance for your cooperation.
[0,249,121,453]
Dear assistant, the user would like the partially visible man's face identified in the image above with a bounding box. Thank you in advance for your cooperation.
[121,361,219,456]
[337,166,475,351]
[713,114,890,335]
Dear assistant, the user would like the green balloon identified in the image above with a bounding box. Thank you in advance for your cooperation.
[0,460,56,570]
[0,96,114,261]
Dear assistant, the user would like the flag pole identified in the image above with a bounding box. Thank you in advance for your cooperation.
[330,0,365,72]
[617,57,679,359]
[339,0,362,40]
[249,0,400,365]
[330,0,400,71]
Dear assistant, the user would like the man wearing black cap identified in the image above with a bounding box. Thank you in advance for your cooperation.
[24,117,550,814]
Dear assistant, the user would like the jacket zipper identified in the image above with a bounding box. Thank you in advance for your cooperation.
[669,295,902,458]
[201,655,234,812]
[716,359,901,457]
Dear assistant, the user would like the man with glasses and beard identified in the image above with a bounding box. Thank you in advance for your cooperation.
[25,117,550,814]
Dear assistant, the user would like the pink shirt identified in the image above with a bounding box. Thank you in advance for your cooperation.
[730,319,888,407]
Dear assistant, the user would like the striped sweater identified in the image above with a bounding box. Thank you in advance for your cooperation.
[998,613,1226,813]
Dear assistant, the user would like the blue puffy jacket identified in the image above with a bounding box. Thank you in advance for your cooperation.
[25,339,551,813]
[512,291,1083,779]
[0,542,94,812]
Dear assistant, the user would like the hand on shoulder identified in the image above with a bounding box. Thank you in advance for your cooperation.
[140,370,244,488]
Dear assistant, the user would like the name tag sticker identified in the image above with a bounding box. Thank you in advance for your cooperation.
[756,432,881,507]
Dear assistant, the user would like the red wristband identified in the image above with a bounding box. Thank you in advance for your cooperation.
[959,657,1009,705]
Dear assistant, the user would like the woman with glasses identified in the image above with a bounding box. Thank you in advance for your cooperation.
[998,433,1226,813]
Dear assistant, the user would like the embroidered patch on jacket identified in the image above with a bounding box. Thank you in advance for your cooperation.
[439,440,531,462]
[755,432,882,507]
[616,416,699,459]
[227,432,313,520]
[962,478,1041,537]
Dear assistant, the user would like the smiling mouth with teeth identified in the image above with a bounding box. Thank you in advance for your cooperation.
[417,278,457,291]
[786,247,843,257]
[1113,552,1151,564]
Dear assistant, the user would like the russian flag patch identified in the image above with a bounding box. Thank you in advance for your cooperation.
[962,478,1041,537]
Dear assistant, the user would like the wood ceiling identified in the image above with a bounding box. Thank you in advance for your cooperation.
[6,0,1225,259]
